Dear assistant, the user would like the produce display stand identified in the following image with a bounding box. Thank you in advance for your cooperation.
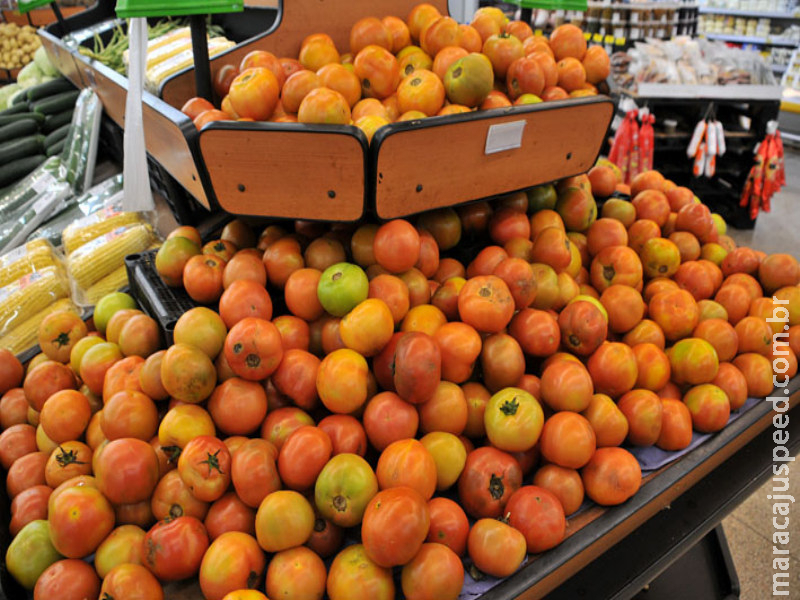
[36,0,613,222]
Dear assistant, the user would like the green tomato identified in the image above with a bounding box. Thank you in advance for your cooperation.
[484,387,544,453]
[526,184,557,212]
[6,520,62,589]
[317,262,369,317]
[93,292,137,335]
[315,453,378,527]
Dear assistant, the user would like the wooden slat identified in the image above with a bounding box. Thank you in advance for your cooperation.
[199,126,366,221]
[71,56,211,209]
[160,0,450,108]
[2,6,85,26]
[373,99,615,220]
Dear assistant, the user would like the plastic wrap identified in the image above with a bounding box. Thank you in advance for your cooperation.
[0,298,80,357]
[62,204,148,254]
[0,180,72,254]
[0,240,63,289]
[0,266,70,337]
[58,88,104,194]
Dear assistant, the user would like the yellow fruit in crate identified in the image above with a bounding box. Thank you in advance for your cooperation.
[355,115,390,143]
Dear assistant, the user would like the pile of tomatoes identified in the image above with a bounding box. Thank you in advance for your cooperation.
[0,162,799,600]
[184,3,610,140]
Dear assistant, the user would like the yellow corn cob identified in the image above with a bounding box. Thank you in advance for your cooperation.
[84,265,129,305]
[0,267,69,336]
[0,245,59,288]
[68,224,153,290]
[0,299,79,356]
[146,38,235,89]
[146,38,193,71]
[63,212,144,255]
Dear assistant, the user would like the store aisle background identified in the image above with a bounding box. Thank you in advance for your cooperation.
[723,145,800,600]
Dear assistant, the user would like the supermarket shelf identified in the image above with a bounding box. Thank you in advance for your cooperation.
[701,32,800,45]
[698,6,800,18]
[772,63,788,73]
[634,82,783,99]
[588,2,696,8]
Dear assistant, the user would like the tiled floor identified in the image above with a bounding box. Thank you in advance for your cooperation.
[722,145,800,599]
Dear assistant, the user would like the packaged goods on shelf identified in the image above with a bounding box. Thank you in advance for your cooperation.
[144,37,235,93]
[611,36,778,90]
[0,239,62,288]
[62,205,147,254]
[0,297,79,355]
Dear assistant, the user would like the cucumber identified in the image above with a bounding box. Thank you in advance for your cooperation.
[0,119,39,145]
[0,113,45,127]
[0,104,29,117]
[26,78,75,102]
[31,90,80,116]
[42,109,74,134]
[43,123,71,149]
[0,155,47,188]
[0,135,46,164]
[46,138,66,157]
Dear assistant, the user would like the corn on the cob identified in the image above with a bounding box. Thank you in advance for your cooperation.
[63,211,145,255]
[84,265,129,305]
[0,299,79,356]
[68,224,153,291]
[146,38,235,91]
[0,244,60,288]
[0,267,69,336]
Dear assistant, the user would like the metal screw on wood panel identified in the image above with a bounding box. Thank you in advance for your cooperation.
[566,152,572,160]
[416,184,423,192]
[328,190,336,198]
[238,184,245,192]
[191,174,196,181]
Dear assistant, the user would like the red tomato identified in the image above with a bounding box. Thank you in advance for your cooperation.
[213,64,240,97]
[231,439,281,508]
[143,516,209,581]
[278,426,332,490]
[99,564,163,600]
[318,414,368,457]
[33,559,100,600]
[265,546,327,600]
[95,438,159,505]
[376,438,437,500]
[205,492,256,540]
[401,543,464,600]
[393,332,442,404]
[271,349,320,411]
[458,275,515,333]
[260,406,314,451]
[506,485,566,553]
[9,485,50,537]
[178,436,232,502]
[207,377,268,436]
[306,509,344,558]
[228,68,280,121]
[426,496,469,556]
[458,446,522,519]
[48,486,115,558]
[224,318,283,381]
[361,486,430,567]
[199,531,266,600]
[363,391,419,451]
[151,469,210,521]
[467,518,527,578]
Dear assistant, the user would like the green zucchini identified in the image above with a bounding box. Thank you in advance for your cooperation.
[0,103,29,117]
[42,109,74,134]
[26,78,75,102]
[43,123,71,149]
[0,113,45,127]
[31,90,81,116]
[0,155,47,188]
[46,139,66,157]
[11,92,29,106]
[0,135,46,164]
[0,119,39,145]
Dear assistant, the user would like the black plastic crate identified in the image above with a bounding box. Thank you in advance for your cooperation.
[124,249,198,346]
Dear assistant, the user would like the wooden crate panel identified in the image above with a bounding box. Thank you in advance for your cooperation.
[373,98,615,220]
[199,126,366,221]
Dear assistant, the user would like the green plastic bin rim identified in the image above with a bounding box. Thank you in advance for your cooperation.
[17,0,53,14]
[115,0,243,18]
[506,0,588,10]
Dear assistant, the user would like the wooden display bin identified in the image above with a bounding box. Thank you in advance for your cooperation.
[37,0,613,222]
